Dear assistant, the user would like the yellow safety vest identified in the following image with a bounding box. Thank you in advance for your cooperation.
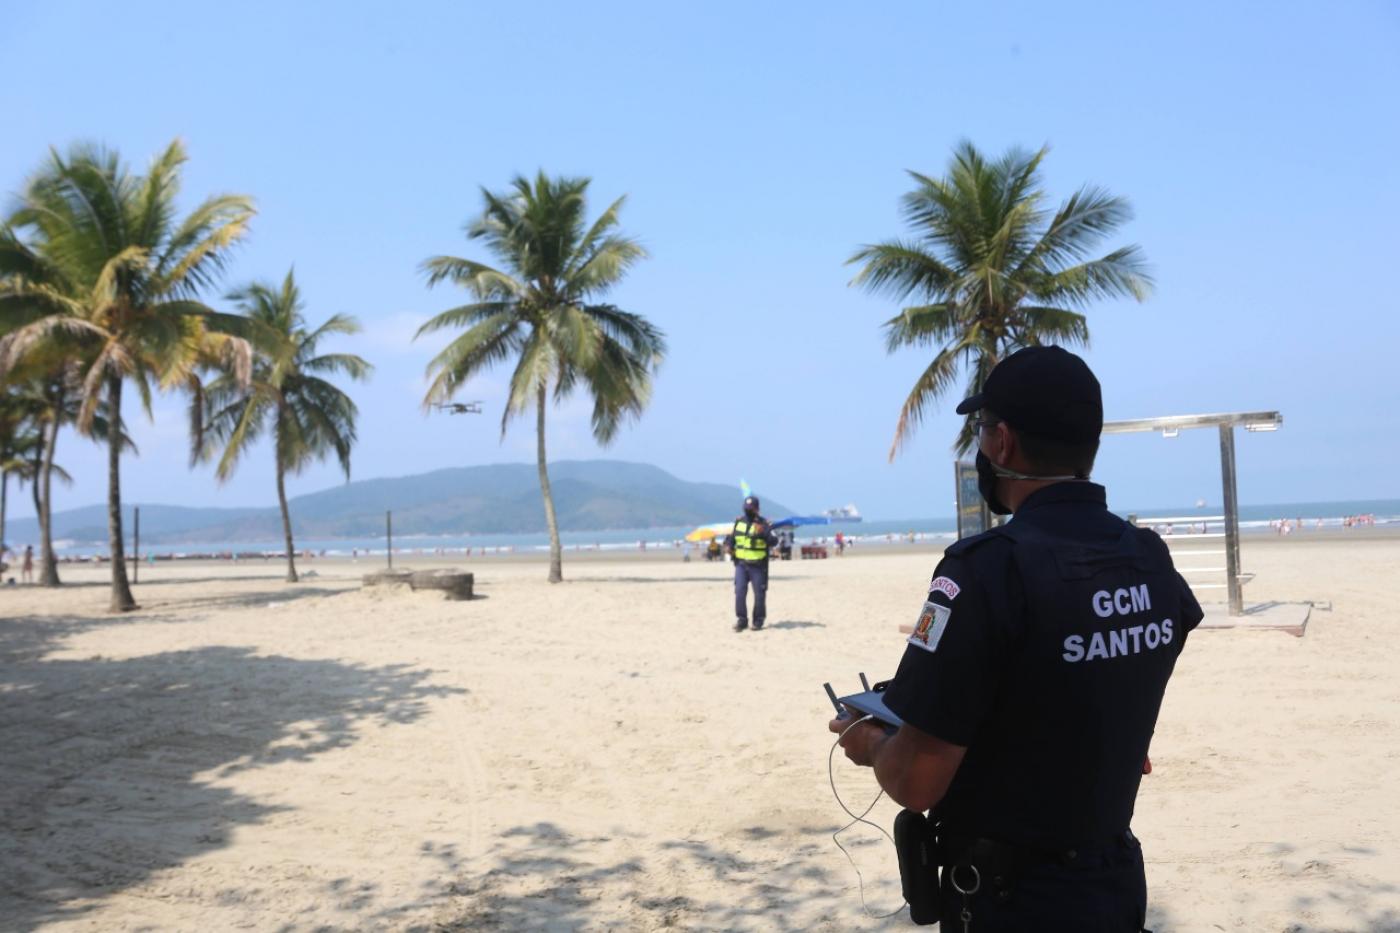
[731,518,769,562]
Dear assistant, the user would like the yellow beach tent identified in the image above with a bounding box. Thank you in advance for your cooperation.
[685,521,734,542]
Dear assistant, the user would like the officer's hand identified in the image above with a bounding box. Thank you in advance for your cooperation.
[828,712,880,768]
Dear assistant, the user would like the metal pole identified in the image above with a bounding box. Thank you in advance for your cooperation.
[1218,424,1243,615]
[133,506,140,584]
[386,510,393,570]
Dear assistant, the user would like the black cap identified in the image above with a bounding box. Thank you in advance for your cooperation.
[955,346,1102,443]
[744,495,760,511]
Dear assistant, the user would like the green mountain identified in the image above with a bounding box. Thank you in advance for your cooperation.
[7,461,794,544]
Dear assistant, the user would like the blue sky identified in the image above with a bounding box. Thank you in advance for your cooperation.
[3,0,1397,521]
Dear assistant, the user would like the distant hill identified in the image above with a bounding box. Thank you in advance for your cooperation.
[5,461,795,544]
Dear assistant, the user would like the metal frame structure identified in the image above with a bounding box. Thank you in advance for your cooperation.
[1103,411,1281,616]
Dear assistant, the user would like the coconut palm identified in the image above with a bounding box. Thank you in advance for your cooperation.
[1,372,67,584]
[196,269,370,583]
[416,172,665,583]
[0,395,38,568]
[3,416,74,565]
[0,141,254,610]
[849,141,1153,458]
[2,366,131,586]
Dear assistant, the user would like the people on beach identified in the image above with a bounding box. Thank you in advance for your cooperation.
[829,346,1203,928]
[728,495,777,632]
[21,545,34,584]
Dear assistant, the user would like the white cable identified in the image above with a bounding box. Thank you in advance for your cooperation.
[828,714,907,920]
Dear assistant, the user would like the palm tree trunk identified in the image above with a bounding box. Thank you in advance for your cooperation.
[536,384,563,584]
[0,472,7,568]
[276,461,298,583]
[31,454,41,521]
[38,402,61,586]
[106,375,136,612]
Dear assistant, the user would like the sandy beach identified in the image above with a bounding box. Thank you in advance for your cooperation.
[2,534,1398,932]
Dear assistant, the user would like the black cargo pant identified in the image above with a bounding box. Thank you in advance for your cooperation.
[940,831,1148,932]
[733,559,768,624]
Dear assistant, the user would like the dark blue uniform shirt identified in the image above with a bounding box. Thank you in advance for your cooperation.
[883,482,1204,850]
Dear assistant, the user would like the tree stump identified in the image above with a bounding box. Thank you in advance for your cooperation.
[362,569,413,587]
[408,569,474,600]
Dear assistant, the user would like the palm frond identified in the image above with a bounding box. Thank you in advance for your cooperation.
[887,343,969,462]
[567,194,627,272]
[881,302,958,353]
[302,352,373,381]
[421,311,523,407]
[419,255,523,300]
[847,240,956,300]
[0,315,107,378]
[579,303,667,368]
[155,193,255,297]
[1016,306,1091,346]
[1016,186,1137,276]
[133,139,185,250]
[1033,246,1153,306]
[546,304,602,375]
[300,312,360,356]
[212,393,270,481]
[290,375,358,478]
[568,235,648,296]
[414,301,518,338]
[583,336,652,444]
[500,332,552,438]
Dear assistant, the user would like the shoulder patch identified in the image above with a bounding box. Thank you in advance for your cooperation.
[909,601,952,653]
[928,576,961,600]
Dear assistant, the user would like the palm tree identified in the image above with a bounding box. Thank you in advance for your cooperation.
[0,141,254,611]
[849,141,1152,458]
[4,366,130,586]
[2,371,68,585]
[195,269,370,583]
[0,395,39,568]
[2,413,75,572]
[416,172,665,583]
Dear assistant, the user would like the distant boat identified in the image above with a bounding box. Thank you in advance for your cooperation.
[1195,498,1207,509]
[823,503,863,522]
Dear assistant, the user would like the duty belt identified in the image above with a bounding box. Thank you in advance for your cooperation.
[941,827,1140,900]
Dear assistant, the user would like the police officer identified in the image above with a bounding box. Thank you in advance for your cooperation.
[728,495,777,631]
[828,346,1202,931]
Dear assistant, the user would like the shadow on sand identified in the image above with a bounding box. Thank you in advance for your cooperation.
[761,619,825,631]
[0,612,463,932]
[388,821,860,932]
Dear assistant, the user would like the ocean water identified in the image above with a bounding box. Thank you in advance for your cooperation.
[48,498,1400,559]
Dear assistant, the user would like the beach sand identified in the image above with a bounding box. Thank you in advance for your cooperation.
[2,535,1398,931]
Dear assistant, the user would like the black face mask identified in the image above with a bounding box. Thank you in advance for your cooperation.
[975,450,1013,515]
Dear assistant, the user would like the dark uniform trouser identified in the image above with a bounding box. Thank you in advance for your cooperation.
[940,832,1147,932]
[733,560,768,623]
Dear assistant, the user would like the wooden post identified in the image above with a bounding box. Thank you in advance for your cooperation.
[386,510,393,570]
[133,506,140,584]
